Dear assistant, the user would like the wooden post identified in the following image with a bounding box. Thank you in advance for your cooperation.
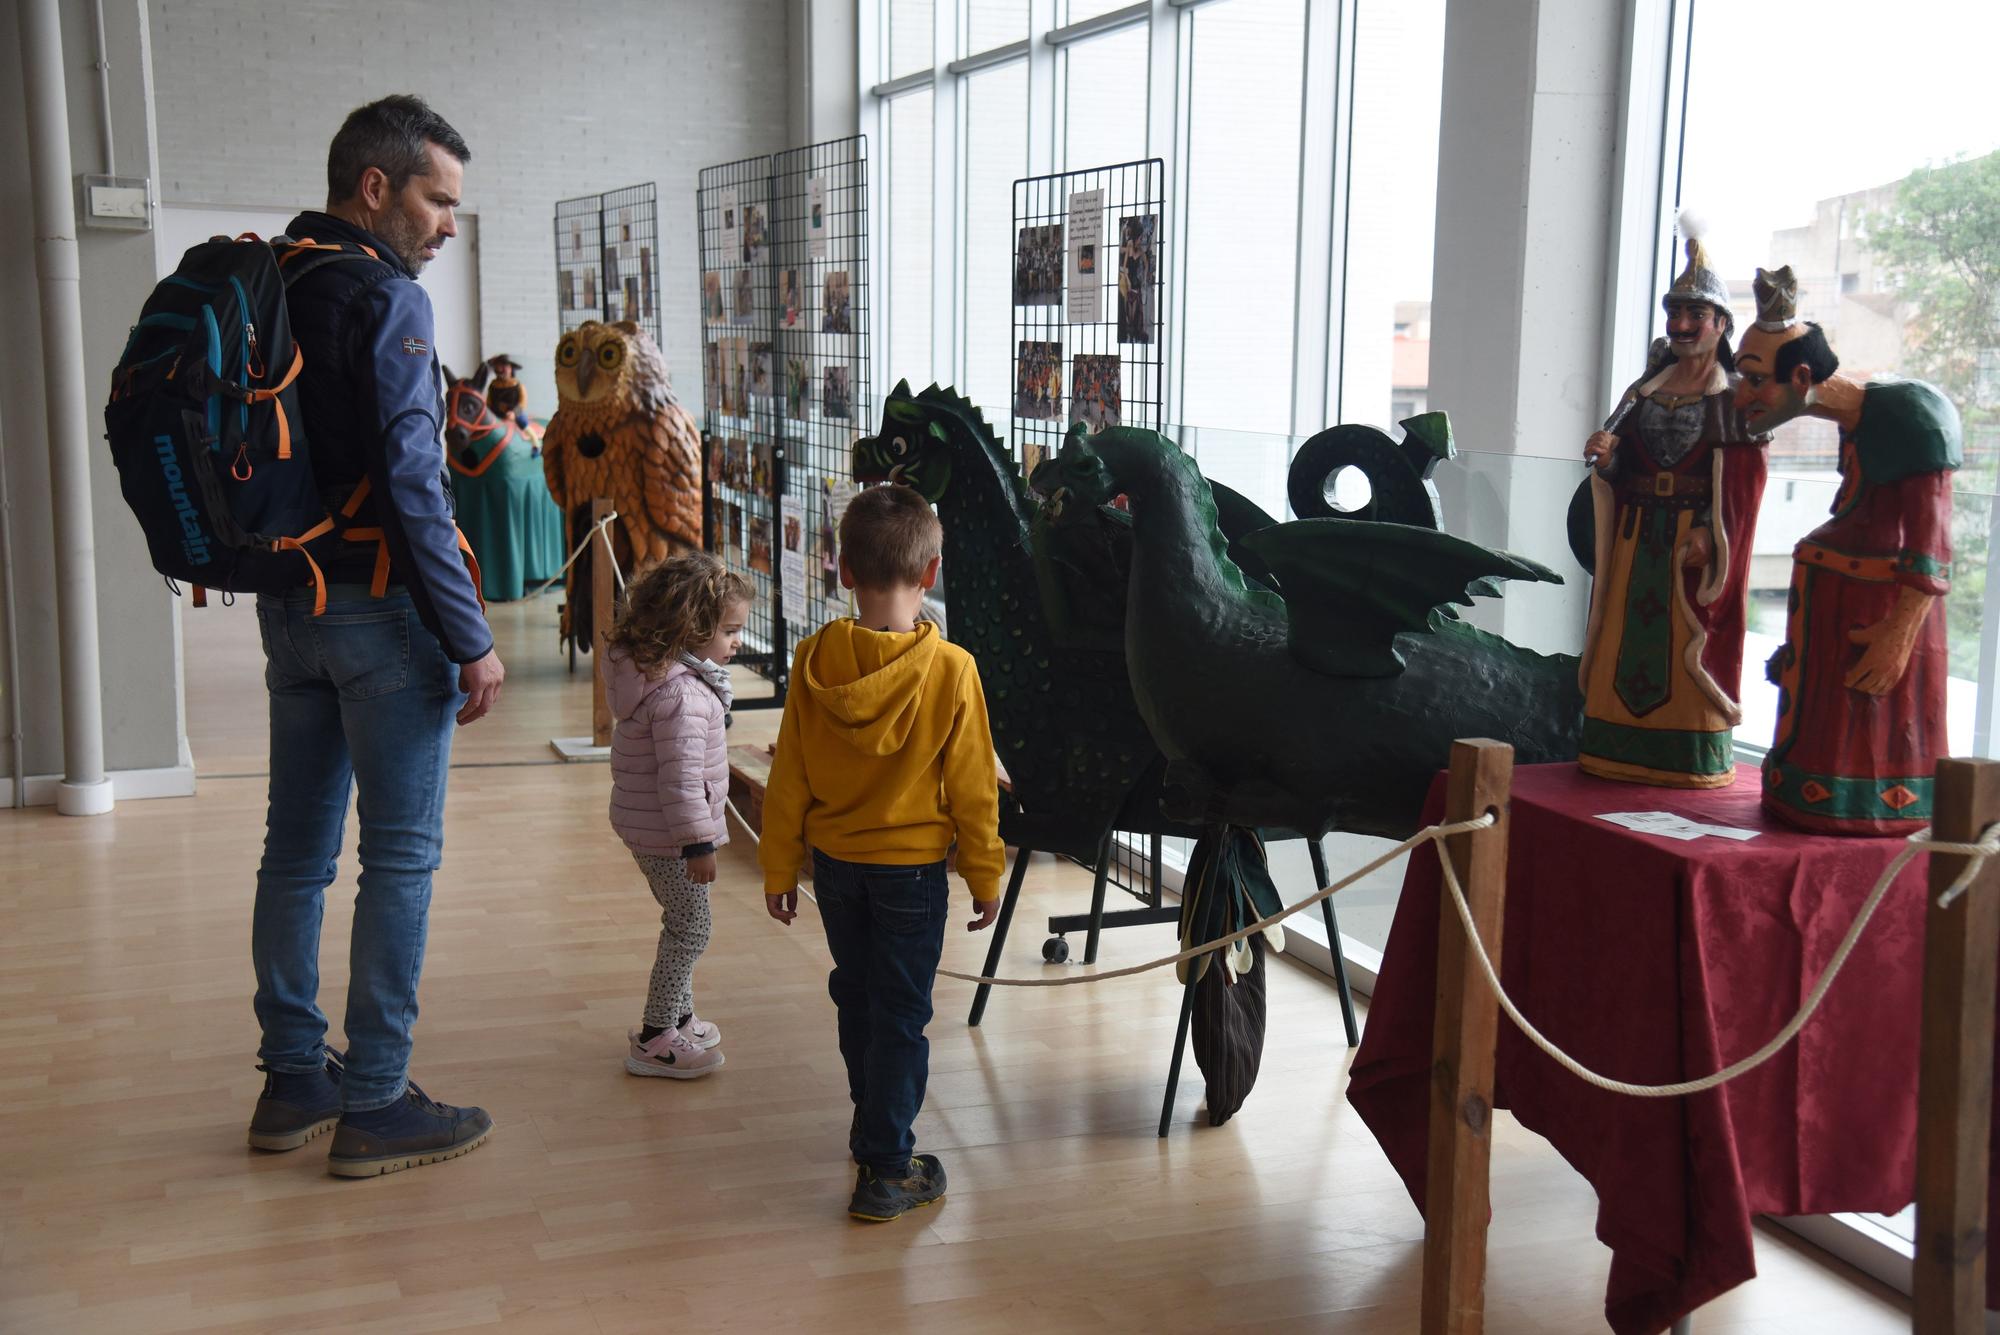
[1914,757,2000,1333]
[590,498,615,748]
[1421,738,1515,1335]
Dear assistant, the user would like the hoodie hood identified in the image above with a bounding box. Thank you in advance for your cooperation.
[801,619,941,756]
[604,648,683,722]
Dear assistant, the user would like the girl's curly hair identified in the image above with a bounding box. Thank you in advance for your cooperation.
[607,550,753,675]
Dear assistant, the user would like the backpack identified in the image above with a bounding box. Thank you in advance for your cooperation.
[104,233,389,611]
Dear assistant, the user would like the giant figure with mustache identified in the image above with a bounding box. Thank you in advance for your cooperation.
[1577,218,1769,787]
[1734,267,1962,833]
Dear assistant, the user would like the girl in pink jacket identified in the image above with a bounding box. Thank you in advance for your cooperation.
[602,552,752,1079]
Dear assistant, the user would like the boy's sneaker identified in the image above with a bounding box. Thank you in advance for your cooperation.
[246,1051,345,1151]
[626,1028,725,1079]
[848,1153,947,1222]
[326,1083,492,1178]
[680,1015,722,1050]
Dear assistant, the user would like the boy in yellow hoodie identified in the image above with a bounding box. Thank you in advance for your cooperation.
[761,484,1004,1222]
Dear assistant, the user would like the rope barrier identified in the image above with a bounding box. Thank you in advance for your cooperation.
[723,792,2000,1099]
[523,510,622,602]
[1434,821,2000,1098]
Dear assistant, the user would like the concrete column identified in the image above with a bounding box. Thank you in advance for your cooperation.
[17,0,112,816]
[1426,0,1637,656]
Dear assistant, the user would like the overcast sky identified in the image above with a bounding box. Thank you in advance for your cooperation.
[1679,0,2000,275]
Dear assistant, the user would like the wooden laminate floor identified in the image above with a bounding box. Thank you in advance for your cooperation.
[0,594,1911,1332]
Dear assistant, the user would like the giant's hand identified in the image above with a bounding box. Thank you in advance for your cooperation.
[1584,431,1618,473]
[1845,589,1936,695]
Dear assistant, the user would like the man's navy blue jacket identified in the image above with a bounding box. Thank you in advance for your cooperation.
[285,210,492,664]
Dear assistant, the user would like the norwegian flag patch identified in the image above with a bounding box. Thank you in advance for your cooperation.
[402,337,430,355]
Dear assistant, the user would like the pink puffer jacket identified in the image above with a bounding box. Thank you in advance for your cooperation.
[602,649,729,855]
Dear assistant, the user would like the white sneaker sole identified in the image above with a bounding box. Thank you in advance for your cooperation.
[625,1051,725,1079]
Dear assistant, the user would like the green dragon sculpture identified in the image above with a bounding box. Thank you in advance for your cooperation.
[1034,424,1586,840]
[851,382,1171,858]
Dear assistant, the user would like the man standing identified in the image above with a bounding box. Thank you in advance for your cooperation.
[245,95,504,1175]
[1577,224,1767,786]
[1735,266,1961,833]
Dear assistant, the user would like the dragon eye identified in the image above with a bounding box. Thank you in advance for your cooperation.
[890,437,909,458]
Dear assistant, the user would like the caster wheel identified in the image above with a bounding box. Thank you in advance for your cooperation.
[1042,937,1070,964]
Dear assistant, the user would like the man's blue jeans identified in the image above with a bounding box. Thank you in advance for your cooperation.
[813,852,950,1175]
[252,586,464,1112]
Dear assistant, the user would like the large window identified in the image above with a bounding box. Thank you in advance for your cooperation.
[1673,0,2000,761]
[961,59,1030,414]
[885,88,935,393]
[1180,0,1306,436]
[871,0,1452,438]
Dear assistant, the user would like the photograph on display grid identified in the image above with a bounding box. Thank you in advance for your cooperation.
[569,218,583,260]
[780,268,802,328]
[581,269,597,311]
[823,365,852,419]
[641,248,654,318]
[750,343,774,399]
[822,270,852,334]
[622,277,639,324]
[1014,224,1064,305]
[561,270,576,312]
[708,497,724,549]
[728,502,744,558]
[1071,355,1121,429]
[784,510,803,555]
[818,499,838,599]
[702,271,724,323]
[619,208,633,244]
[706,433,726,485]
[748,515,774,574]
[604,247,620,291]
[703,343,720,406]
[726,437,750,490]
[1015,341,1063,420]
[752,440,775,496]
[742,202,768,265]
[785,356,812,418]
[1118,214,1159,345]
[733,268,755,323]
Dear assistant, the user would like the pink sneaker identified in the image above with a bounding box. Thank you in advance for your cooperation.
[625,1028,725,1079]
[680,1015,722,1050]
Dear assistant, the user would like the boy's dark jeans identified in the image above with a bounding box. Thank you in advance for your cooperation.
[813,851,949,1175]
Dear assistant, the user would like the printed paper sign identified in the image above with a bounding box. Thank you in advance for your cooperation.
[807,176,830,260]
[719,187,740,256]
[1065,189,1104,324]
[780,492,808,624]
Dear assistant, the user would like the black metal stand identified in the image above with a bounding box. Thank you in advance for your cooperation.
[970,821,1363,1137]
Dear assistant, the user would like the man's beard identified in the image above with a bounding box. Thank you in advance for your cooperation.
[377,209,441,273]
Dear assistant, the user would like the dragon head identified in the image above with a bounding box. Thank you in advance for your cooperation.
[1031,423,1120,521]
[854,380,954,501]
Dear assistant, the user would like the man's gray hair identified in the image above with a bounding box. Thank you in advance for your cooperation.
[326,94,470,204]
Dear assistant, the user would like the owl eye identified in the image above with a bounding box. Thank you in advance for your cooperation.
[597,343,625,370]
[557,340,579,367]
[890,437,909,458]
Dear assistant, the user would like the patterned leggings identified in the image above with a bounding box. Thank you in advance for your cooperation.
[634,852,712,1030]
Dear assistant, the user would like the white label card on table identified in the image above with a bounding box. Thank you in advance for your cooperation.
[1595,811,1761,842]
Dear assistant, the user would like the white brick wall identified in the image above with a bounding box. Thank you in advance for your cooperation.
[149,0,793,412]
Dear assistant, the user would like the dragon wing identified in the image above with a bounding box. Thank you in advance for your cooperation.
[1235,518,1563,678]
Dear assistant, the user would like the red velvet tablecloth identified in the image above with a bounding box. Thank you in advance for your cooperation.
[1345,762,1964,1333]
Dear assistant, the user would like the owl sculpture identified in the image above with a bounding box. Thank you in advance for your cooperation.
[542,321,704,651]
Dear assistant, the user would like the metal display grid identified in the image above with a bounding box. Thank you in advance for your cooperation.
[1009,158,1166,473]
[554,183,662,349]
[695,137,869,705]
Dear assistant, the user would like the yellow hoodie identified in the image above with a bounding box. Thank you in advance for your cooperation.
[760,619,1005,902]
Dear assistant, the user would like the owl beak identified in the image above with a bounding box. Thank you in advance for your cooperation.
[575,358,595,397]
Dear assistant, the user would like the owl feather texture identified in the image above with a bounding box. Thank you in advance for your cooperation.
[542,321,704,650]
